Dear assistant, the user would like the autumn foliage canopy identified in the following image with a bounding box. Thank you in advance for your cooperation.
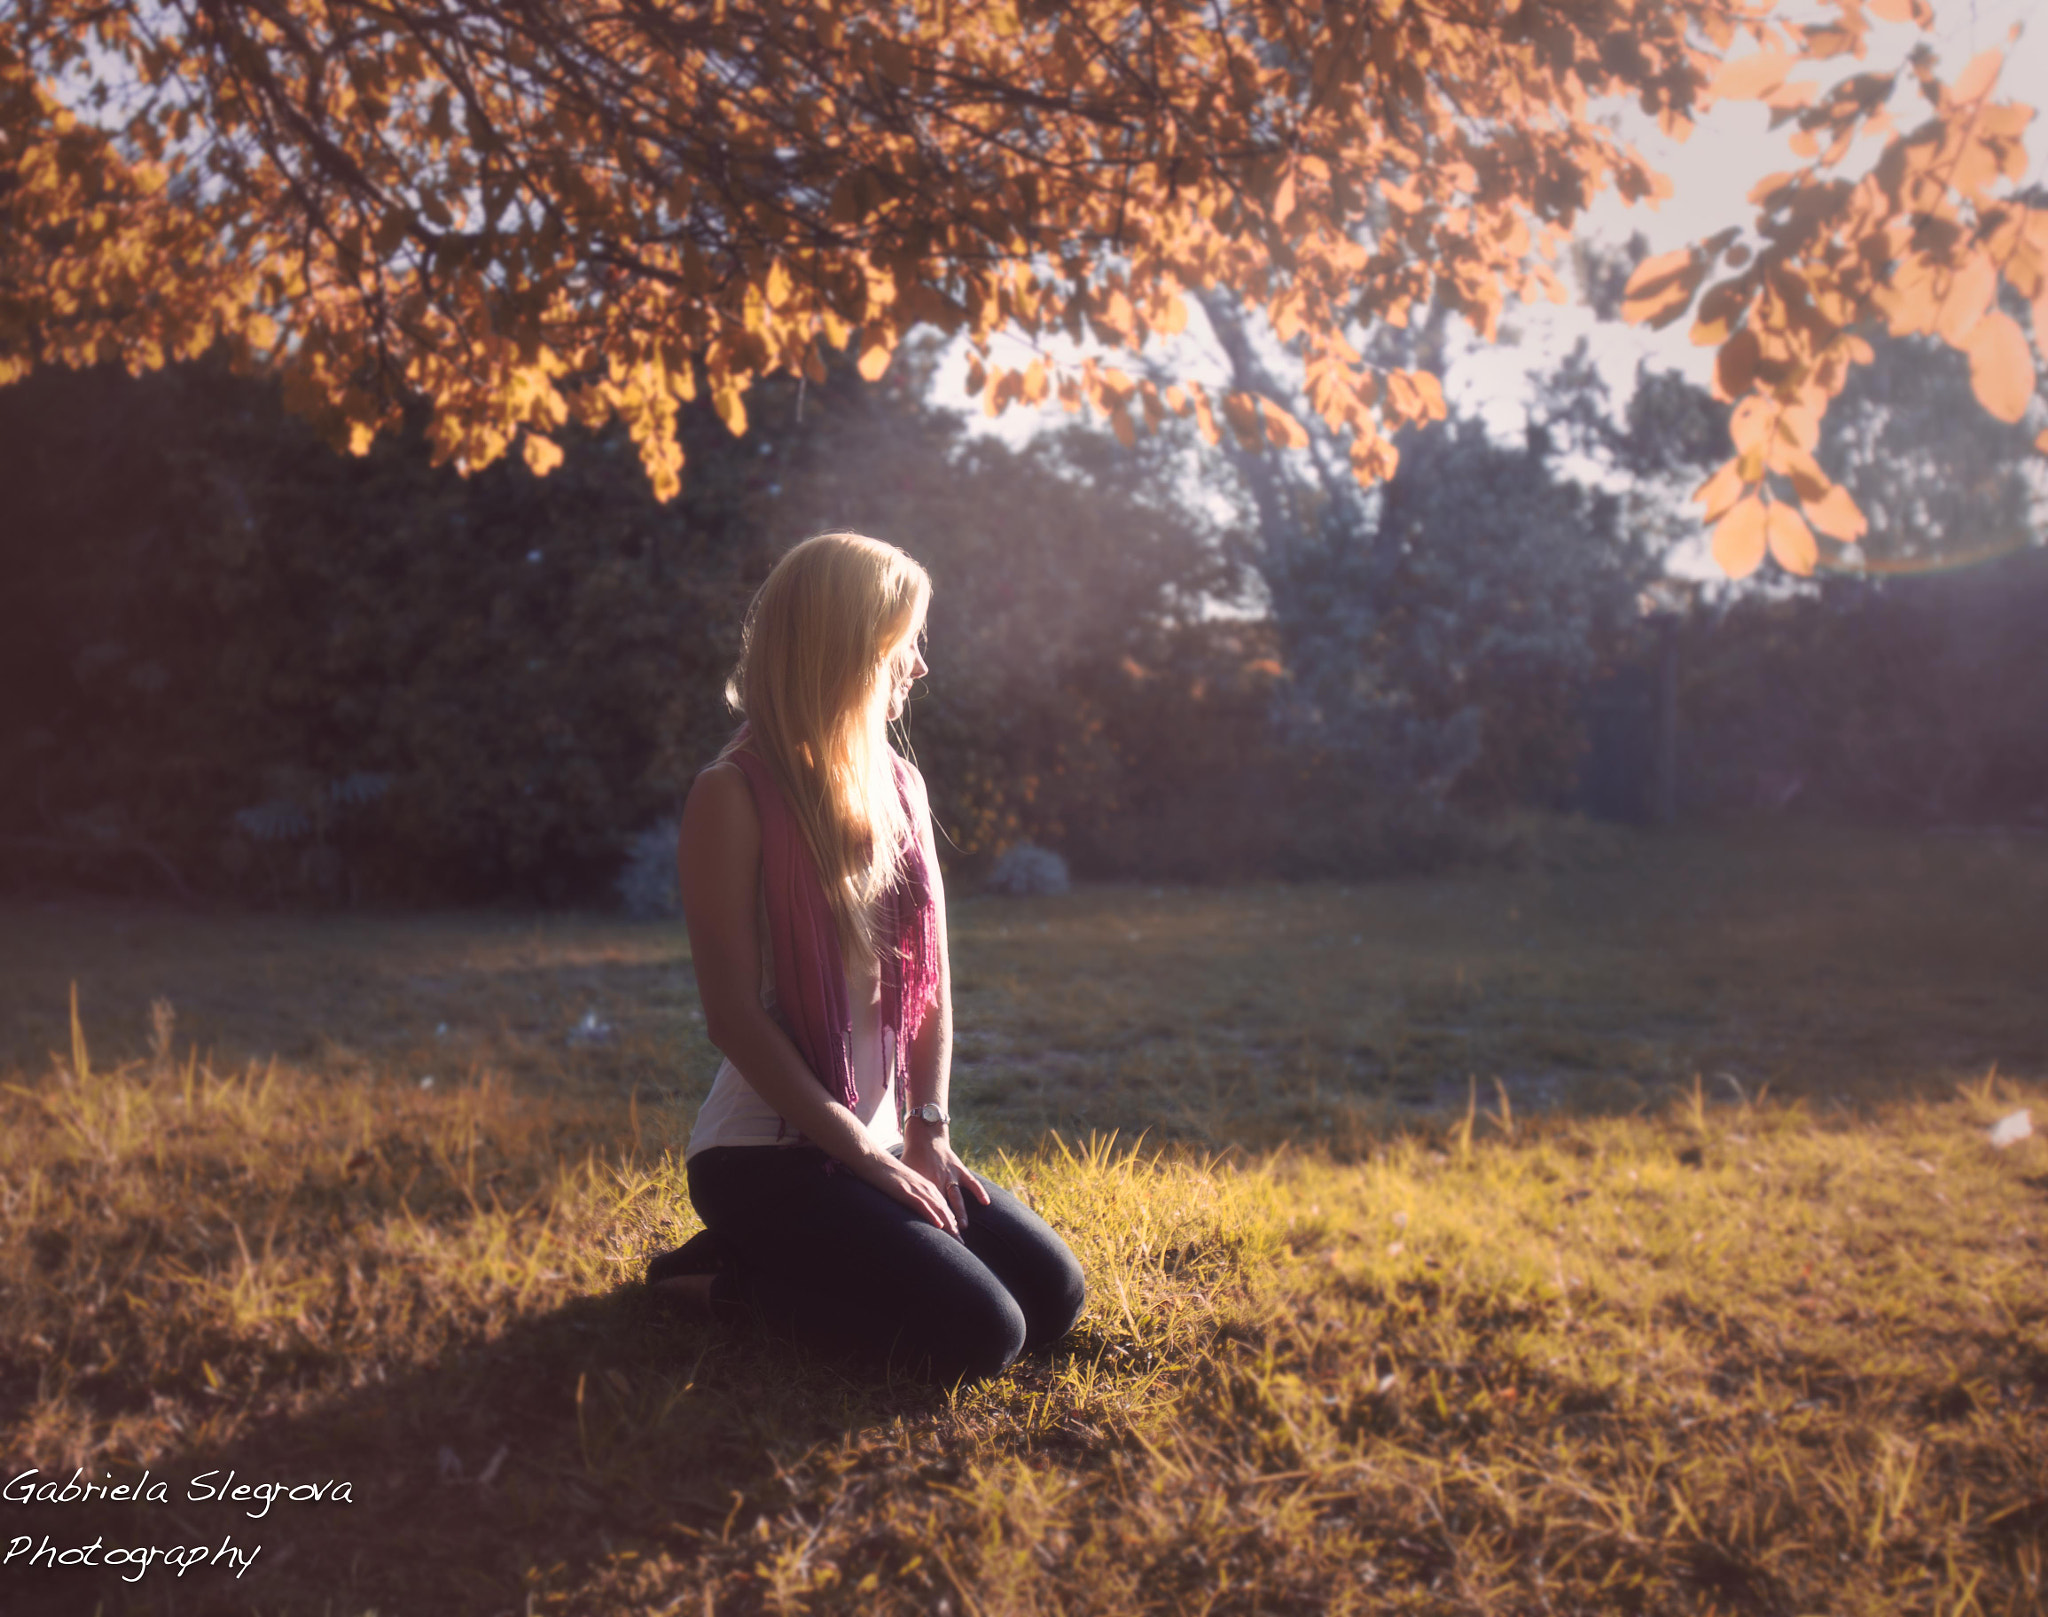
[2,0,2041,574]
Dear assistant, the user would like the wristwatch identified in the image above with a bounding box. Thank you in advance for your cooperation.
[907,1102,950,1127]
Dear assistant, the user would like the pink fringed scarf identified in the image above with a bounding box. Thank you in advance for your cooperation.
[723,730,940,1126]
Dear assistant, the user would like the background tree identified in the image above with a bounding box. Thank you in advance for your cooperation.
[1170,286,1648,858]
[0,358,768,901]
[0,347,1250,899]
[1668,334,2048,824]
[1814,333,2042,569]
[4,0,2037,564]
[5,319,2037,905]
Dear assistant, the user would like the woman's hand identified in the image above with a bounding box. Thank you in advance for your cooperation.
[853,1145,966,1238]
[902,1126,990,1230]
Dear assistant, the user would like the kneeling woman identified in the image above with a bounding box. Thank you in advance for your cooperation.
[649,532,1086,1384]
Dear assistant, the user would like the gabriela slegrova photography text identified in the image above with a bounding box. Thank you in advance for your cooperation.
[4,1468,354,1585]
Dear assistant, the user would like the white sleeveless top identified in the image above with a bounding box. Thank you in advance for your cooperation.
[686,880,900,1158]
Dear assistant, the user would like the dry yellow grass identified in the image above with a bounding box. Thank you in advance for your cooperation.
[1,825,2045,1615]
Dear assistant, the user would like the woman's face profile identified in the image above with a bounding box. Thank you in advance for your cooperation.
[884,630,929,722]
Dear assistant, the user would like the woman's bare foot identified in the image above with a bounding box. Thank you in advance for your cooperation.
[649,1272,718,1312]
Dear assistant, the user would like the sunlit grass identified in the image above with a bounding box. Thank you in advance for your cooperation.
[2,826,2045,1613]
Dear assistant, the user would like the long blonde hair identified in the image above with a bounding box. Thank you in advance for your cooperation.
[721,532,931,963]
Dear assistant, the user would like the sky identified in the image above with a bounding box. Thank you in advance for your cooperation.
[934,0,2047,577]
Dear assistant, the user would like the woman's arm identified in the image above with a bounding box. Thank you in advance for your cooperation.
[898,769,990,1221]
[679,761,960,1235]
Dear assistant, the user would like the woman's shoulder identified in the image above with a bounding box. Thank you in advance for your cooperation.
[694,753,754,790]
[698,729,765,790]
[892,751,935,816]
[890,748,929,793]
[684,757,761,839]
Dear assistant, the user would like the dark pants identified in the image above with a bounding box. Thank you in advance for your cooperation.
[686,1144,1086,1384]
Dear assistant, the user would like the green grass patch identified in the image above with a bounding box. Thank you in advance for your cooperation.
[2,827,2045,1613]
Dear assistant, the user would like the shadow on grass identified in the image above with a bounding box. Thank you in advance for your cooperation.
[12,1277,1011,1616]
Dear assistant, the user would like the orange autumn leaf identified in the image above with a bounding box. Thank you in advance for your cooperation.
[712,385,748,438]
[1935,254,1997,345]
[1621,249,1708,329]
[1259,399,1311,451]
[1714,330,1761,402]
[1691,280,1750,347]
[1964,311,2036,423]
[1773,443,1830,502]
[856,333,895,383]
[1713,49,1794,101]
[1802,484,1869,543]
[521,433,565,477]
[1766,502,1818,576]
[1271,168,1297,226]
[1948,48,2004,107]
[1693,460,1747,523]
[1713,497,1770,579]
[1729,395,1774,455]
[1219,391,1264,451]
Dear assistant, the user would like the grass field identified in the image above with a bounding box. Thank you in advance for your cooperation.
[2,825,2045,1614]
